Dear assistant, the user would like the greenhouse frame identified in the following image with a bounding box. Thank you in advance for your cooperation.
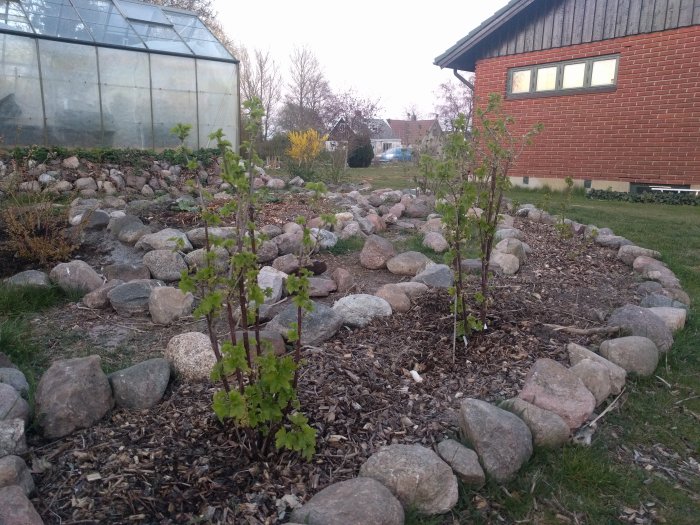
[0,0,239,150]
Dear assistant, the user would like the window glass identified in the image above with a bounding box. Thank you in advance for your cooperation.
[0,0,32,32]
[71,0,144,47]
[591,59,617,86]
[511,70,531,94]
[130,20,191,54]
[197,59,237,147]
[115,0,170,25]
[150,54,197,149]
[21,0,93,41]
[535,66,557,91]
[166,10,233,59]
[562,62,586,89]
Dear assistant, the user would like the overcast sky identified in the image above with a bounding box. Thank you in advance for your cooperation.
[213,0,510,120]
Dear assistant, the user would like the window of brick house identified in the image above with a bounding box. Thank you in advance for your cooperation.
[507,55,619,97]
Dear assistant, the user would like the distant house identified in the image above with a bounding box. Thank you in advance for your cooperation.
[435,0,700,192]
[326,117,401,156]
[387,118,443,154]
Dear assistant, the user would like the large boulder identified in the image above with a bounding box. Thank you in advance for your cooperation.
[110,215,150,244]
[436,439,485,486]
[290,477,404,525]
[499,397,570,448]
[411,264,453,288]
[35,355,113,439]
[393,282,429,300]
[567,343,627,395]
[0,455,34,495]
[333,294,392,328]
[375,284,411,313]
[50,260,103,294]
[142,250,188,281]
[494,237,527,263]
[3,270,51,288]
[108,279,165,316]
[569,359,612,406]
[386,251,433,276]
[266,302,343,345]
[185,226,238,249]
[308,277,337,297]
[184,247,229,273]
[258,266,287,303]
[632,256,681,289]
[271,254,300,274]
[594,234,632,249]
[645,306,687,333]
[490,251,520,275]
[135,228,193,252]
[458,399,533,482]
[164,332,216,381]
[0,485,43,525]
[608,304,673,352]
[274,231,304,255]
[359,444,458,515]
[109,358,171,410]
[149,287,194,325]
[518,359,596,429]
[360,235,396,270]
[422,232,449,253]
[82,280,124,309]
[599,336,659,377]
[0,384,29,424]
[0,369,29,397]
[494,228,523,242]
[103,263,150,282]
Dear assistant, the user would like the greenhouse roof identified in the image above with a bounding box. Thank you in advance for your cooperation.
[0,0,236,62]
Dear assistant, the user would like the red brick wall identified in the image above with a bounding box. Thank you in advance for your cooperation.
[474,25,700,186]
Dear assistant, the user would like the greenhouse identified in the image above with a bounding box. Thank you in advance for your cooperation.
[0,0,239,150]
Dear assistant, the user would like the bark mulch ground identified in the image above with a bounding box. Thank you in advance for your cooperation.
[27,217,641,524]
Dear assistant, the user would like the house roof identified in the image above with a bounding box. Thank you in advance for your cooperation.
[365,118,399,141]
[328,117,399,141]
[0,0,236,62]
[387,119,442,146]
[435,0,700,72]
[434,0,537,71]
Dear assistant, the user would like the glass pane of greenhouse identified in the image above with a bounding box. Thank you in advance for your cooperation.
[0,0,238,150]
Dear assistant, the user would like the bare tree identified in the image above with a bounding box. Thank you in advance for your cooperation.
[326,89,381,128]
[434,77,474,132]
[280,47,332,132]
[237,47,282,140]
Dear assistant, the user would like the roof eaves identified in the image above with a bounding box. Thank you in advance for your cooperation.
[434,0,537,71]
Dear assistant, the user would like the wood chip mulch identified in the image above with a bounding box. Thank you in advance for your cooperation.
[28,219,641,524]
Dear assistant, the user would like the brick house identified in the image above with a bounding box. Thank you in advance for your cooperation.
[387,118,444,155]
[435,0,700,192]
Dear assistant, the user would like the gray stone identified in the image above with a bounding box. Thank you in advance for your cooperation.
[393,281,429,299]
[608,304,674,352]
[0,485,43,525]
[266,177,285,189]
[164,332,215,381]
[570,359,613,406]
[404,200,431,218]
[81,209,110,230]
[50,260,103,294]
[0,384,29,423]
[386,251,433,276]
[594,234,632,249]
[494,228,524,242]
[646,306,687,333]
[136,228,193,252]
[460,259,482,275]
[412,264,453,288]
[633,256,681,289]
[422,232,449,253]
[360,235,396,270]
[289,176,304,187]
[359,444,458,515]
[494,238,527,263]
[149,287,193,325]
[567,343,627,395]
[309,277,337,297]
[599,336,659,377]
[499,398,570,448]
[103,263,150,282]
[519,358,596,429]
[420,217,444,233]
[108,279,165,316]
[185,226,238,249]
[272,254,300,274]
[74,176,97,192]
[234,330,287,356]
[333,294,392,328]
[184,247,229,273]
[257,240,279,263]
[126,173,147,189]
[111,215,150,244]
[0,455,34,495]
[0,419,27,456]
[260,224,283,238]
[266,302,344,345]
[640,293,688,310]
[436,439,485,486]
[618,245,661,266]
[0,369,29,397]
[62,155,80,169]
[375,284,411,313]
[109,358,170,410]
[339,221,364,240]
[3,270,51,288]
[143,250,188,281]
[35,355,113,439]
[258,266,287,303]
[290,477,404,525]
[311,228,338,250]
[458,399,533,482]
[490,251,520,275]
[274,231,304,255]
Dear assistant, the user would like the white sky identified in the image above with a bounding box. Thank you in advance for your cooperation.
[213,0,510,120]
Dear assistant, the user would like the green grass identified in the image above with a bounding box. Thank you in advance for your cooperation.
[341,163,421,190]
[0,283,72,316]
[327,236,365,255]
[393,233,446,263]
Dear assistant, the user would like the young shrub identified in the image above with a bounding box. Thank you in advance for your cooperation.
[347,133,374,168]
[286,128,328,179]
[178,99,316,460]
